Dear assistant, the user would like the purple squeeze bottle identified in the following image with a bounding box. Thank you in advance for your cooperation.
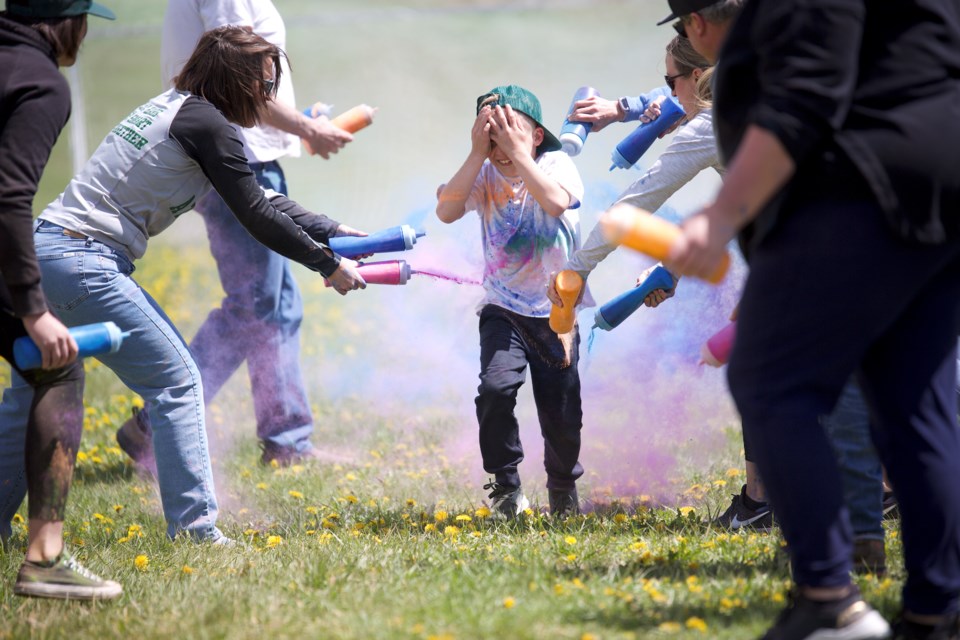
[559,86,599,156]
[610,97,685,170]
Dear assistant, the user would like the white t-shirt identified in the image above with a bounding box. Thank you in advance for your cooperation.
[160,0,300,163]
[464,151,586,318]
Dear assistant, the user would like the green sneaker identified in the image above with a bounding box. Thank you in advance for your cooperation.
[14,550,122,600]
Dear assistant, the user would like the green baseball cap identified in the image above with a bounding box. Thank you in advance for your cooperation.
[5,0,115,20]
[476,84,562,155]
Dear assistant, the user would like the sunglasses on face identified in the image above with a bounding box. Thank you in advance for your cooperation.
[672,19,688,39]
[262,77,276,98]
[664,72,688,91]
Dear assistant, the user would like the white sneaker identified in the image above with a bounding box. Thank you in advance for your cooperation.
[483,481,530,520]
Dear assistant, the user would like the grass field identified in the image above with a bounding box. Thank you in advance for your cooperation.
[0,1,905,638]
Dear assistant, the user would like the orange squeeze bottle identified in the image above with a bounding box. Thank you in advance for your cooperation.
[549,270,583,334]
[330,104,378,133]
[599,203,730,284]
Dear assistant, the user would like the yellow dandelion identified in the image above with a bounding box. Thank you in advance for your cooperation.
[565,553,577,562]
[455,514,472,523]
[255,482,268,490]
[113,504,124,513]
[134,554,149,571]
[564,535,577,545]
[424,523,436,533]
[726,467,742,477]
[269,459,279,469]
[503,597,515,609]
[443,525,460,538]
[713,479,728,488]
[12,513,24,524]
[613,513,628,524]
[679,506,695,517]
[686,617,708,633]
[582,634,598,640]
[345,495,358,504]
[288,490,304,500]
[265,535,283,548]
[406,498,417,507]
[434,510,448,523]
[116,536,131,544]
[474,506,491,518]
[182,565,194,575]
[305,506,318,514]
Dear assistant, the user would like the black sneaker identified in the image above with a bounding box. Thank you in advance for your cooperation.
[852,538,886,576]
[548,487,580,518]
[714,484,773,531]
[892,613,960,640]
[116,407,157,477]
[761,586,891,639]
[882,491,899,520]
[483,481,529,520]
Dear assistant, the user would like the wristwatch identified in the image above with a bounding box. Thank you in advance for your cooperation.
[617,96,630,120]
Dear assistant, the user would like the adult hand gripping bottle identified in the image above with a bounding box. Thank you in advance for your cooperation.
[13,321,130,370]
[301,103,377,154]
[701,321,736,367]
[327,225,425,259]
[559,86,599,156]
[599,203,730,284]
[593,265,676,331]
[609,97,685,170]
[324,260,412,287]
[549,270,584,334]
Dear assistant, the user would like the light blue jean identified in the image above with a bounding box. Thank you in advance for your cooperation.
[0,221,223,541]
[820,382,884,540]
[187,161,314,453]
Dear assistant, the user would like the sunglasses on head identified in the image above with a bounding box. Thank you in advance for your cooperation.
[672,18,688,39]
[664,72,689,91]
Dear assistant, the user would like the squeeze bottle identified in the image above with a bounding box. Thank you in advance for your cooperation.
[13,321,130,370]
[593,266,676,331]
[549,270,583,334]
[327,225,424,259]
[610,97,685,170]
[559,86,599,156]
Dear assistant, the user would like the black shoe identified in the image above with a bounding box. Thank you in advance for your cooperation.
[259,442,325,467]
[852,538,886,576]
[882,491,899,520]
[548,487,580,518]
[892,613,960,640]
[483,481,529,520]
[116,407,157,477]
[714,484,773,531]
[761,586,890,639]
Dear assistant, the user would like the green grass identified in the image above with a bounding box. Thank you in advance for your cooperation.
[0,238,906,638]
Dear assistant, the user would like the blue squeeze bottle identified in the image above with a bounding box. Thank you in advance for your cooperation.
[13,321,131,370]
[327,224,425,259]
[559,86,599,156]
[609,97,686,170]
[593,266,676,331]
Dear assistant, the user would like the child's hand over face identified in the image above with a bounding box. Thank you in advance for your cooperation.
[471,106,493,157]
[489,105,535,162]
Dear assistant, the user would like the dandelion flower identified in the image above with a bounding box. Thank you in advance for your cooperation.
[443,526,460,538]
[474,506,491,518]
[679,506,695,517]
[502,597,515,609]
[564,535,577,545]
[455,515,472,523]
[256,482,268,490]
[266,535,283,548]
[434,510,448,523]
[182,566,194,575]
[288,490,304,500]
[686,617,708,633]
[134,555,149,571]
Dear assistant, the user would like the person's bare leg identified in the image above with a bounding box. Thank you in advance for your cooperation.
[25,519,63,563]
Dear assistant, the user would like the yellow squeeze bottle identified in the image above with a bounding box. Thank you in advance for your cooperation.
[599,203,730,284]
[549,270,583,334]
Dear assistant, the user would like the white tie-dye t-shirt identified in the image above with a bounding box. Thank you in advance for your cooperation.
[464,151,585,318]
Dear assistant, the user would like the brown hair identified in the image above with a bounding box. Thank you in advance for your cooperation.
[173,25,282,128]
[2,12,87,64]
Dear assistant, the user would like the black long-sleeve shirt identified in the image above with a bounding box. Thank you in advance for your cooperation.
[714,0,960,251]
[41,89,342,277]
[0,16,71,318]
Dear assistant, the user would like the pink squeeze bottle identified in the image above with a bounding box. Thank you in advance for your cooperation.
[700,321,736,367]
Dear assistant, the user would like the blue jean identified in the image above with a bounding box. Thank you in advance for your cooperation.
[0,222,223,541]
[188,161,313,452]
[820,382,884,540]
[729,196,960,615]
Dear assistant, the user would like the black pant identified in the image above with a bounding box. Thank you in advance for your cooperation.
[728,196,960,615]
[475,304,583,491]
[0,283,84,524]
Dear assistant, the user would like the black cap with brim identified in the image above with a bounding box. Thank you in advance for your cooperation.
[656,0,721,25]
[6,0,116,20]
